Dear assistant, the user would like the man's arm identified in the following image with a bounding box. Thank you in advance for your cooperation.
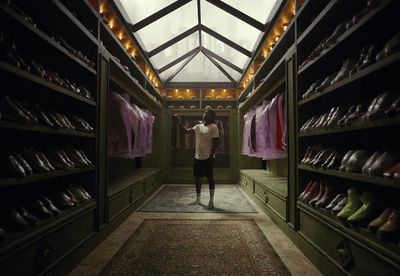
[209,137,219,158]
[174,113,194,134]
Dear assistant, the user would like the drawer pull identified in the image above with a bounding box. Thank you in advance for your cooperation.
[129,191,134,202]
[336,238,353,270]
[35,241,52,271]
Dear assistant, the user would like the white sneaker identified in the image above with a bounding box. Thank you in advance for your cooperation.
[206,201,214,209]
[188,199,201,205]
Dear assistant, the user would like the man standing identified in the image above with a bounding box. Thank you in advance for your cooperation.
[175,110,219,209]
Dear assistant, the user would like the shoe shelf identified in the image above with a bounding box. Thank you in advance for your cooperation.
[298,51,400,106]
[52,0,99,46]
[0,166,95,189]
[0,61,96,107]
[0,200,95,257]
[0,121,96,138]
[298,165,400,189]
[298,116,400,137]
[239,57,286,111]
[109,57,162,112]
[0,5,97,76]
[298,0,390,75]
[297,201,400,265]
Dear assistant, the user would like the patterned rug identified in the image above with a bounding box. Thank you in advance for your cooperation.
[100,219,291,276]
[138,185,257,213]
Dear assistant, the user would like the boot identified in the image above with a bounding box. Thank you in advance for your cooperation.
[337,187,362,220]
[347,190,381,225]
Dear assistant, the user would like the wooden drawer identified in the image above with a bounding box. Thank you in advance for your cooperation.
[254,181,267,202]
[0,207,95,276]
[108,187,133,220]
[144,175,156,193]
[132,181,144,202]
[265,189,286,219]
[240,175,254,193]
[299,209,400,275]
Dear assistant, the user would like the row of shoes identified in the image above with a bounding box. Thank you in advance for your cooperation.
[300,92,400,132]
[298,0,382,70]
[299,182,400,240]
[4,1,95,68]
[1,147,92,178]
[0,183,92,238]
[301,146,399,178]
[168,105,233,110]
[0,34,94,101]
[0,95,94,132]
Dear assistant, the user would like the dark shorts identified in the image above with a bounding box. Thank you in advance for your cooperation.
[193,158,214,178]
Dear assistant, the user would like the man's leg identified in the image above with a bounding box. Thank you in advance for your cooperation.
[188,177,202,205]
[206,175,215,209]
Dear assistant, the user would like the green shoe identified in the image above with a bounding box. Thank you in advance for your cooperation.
[337,186,362,219]
[348,190,379,223]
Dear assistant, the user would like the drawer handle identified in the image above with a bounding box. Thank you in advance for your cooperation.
[129,191,134,202]
[265,196,269,203]
[336,238,353,270]
[35,241,52,271]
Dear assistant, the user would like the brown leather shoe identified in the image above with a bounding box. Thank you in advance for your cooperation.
[367,151,396,176]
[368,207,394,233]
[377,209,400,240]
[345,150,370,173]
[384,162,400,178]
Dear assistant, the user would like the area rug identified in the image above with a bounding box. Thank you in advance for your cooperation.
[100,219,291,276]
[138,185,257,213]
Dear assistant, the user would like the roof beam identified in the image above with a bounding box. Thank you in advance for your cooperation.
[164,82,235,88]
[148,26,199,57]
[205,0,265,31]
[165,50,199,83]
[201,47,242,74]
[130,0,192,32]
[158,47,200,73]
[197,0,202,46]
[202,50,235,83]
[201,25,251,57]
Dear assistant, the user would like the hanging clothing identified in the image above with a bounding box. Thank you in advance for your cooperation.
[242,107,256,156]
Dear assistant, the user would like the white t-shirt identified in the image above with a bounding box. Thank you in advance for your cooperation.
[191,123,219,160]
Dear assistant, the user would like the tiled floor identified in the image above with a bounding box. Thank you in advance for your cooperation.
[69,185,322,276]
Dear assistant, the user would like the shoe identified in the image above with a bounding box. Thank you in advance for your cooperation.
[5,208,29,231]
[357,45,376,71]
[315,72,337,92]
[325,107,343,127]
[302,80,321,99]
[301,147,312,163]
[376,33,400,61]
[77,150,92,165]
[325,193,346,211]
[383,162,400,178]
[53,191,75,209]
[326,22,347,45]
[48,150,73,170]
[206,201,214,209]
[69,183,91,203]
[315,184,336,208]
[48,112,64,128]
[299,181,314,200]
[331,58,356,85]
[331,196,348,214]
[12,98,38,124]
[32,104,54,128]
[361,150,382,174]
[340,150,355,171]
[367,151,396,176]
[384,96,400,117]
[321,151,336,168]
[16,206,38,226]
[345,150,371,173]
[337,105,355,126]
[4,154,26,177]
[58,150,75,168]
[31,199,53,219]
[314,113,329,129]
[303,181,319,203]
[22,148,51,173]
[65,189,80,205]
[34,150,56,171]
[337,187,362,220]
[41,196,60,216]
[326,152,343,170]
[188,199,201,205]
[311,150,332,167]
[350,46,369,75]
[377,209,400,240]
[362,92,396,121]
[78,86,94,100]
[309,182,325,206]
[65,149,89,167]
[368,207,394,233]
[321,107,338,128]
[15,154,33,176]
[347,190,381,224]
[344,103,366,125]
[0,95,31,124]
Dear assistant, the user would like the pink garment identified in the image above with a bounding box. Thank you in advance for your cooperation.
[242,107,256,156]
[255,100,270,158]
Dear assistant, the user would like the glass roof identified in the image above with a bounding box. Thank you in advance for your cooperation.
[171,52,230,82]
[114,0,281,85]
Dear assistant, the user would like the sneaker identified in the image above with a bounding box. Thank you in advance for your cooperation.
[206,202,214,209]
[188,199,200,205]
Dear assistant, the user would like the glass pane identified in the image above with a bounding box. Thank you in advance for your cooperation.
[171,52,230,82]
[215,59,243,81]
[201,32,248,69]
[150,33,199,69]
[159,58,187,82]
[135,1,197,51]
[222,0,281,24]
[201,0,262,51]
[115,0,177,25]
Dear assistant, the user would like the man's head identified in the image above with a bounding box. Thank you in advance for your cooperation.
[203,109,216,125]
